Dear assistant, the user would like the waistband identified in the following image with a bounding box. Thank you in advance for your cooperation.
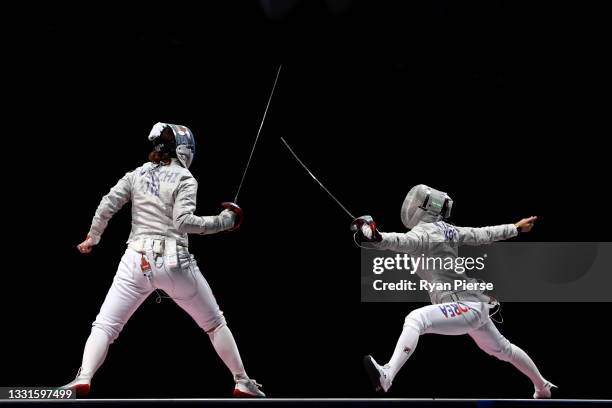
[436,290,495,305]
[128,238,188,255]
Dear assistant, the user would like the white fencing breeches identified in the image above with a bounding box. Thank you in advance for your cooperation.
[79,248,247,381]
[386,302,547,390]
[92,248,226,340]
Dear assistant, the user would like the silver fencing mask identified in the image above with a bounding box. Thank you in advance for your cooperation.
[401,184,453,229]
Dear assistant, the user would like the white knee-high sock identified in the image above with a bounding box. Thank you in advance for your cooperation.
[386,324,420,381]
[208,325,248,381]
[509,345,547,390]
[80,328,111,379]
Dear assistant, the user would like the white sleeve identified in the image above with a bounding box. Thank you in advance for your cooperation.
[88,171,134,244]
[172,177,234,235]
[455,224,518,246]
[373,231,423,254]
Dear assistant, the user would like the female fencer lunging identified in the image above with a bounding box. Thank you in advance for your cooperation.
[354,184,555,399]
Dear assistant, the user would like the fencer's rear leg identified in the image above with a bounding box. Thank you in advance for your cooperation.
[469,321,555,399]
[171,263,264,397]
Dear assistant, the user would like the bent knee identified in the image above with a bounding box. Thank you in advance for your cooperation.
[481,340,514,362]
[202,313,227,334]
[404,309,428,334]
[91,321,121,344]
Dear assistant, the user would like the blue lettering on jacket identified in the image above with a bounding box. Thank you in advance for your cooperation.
[139,168,160,197]
[435,222,458,242]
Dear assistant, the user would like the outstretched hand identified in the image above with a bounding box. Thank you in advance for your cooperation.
[77,236,95,254]
[515,216,537,233]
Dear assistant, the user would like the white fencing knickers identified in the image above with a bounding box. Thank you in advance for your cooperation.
[385,301,548,391]
[78,246,243,381]
[93,247,226,342]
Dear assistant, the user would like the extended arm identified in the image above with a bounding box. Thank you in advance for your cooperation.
[351,215,422,254]
[173,178,236,235]
[456,216,537,246]
[375,231,423,254]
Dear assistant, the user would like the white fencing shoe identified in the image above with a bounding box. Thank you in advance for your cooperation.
[233,378,265,398]
[60,368,91,396]
[533,381,557,399]
[363,355,392,393]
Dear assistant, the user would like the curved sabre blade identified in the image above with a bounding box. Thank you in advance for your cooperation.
[234,64,283,203]
[280,137,356,220]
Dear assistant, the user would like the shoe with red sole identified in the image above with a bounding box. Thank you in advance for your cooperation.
[60,368,91,397]
[233,378,265,398]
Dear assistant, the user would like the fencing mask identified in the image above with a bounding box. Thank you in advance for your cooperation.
[148,122,196,168]
[401,184,453,229]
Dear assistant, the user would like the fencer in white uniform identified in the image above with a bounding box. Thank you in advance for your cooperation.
[355,184,556,399]
[63,123,264,397]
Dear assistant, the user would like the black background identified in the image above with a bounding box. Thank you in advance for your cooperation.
[2,0,610,401]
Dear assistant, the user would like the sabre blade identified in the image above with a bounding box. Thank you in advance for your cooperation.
[234,65,283,203]
[280,137,356,219]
